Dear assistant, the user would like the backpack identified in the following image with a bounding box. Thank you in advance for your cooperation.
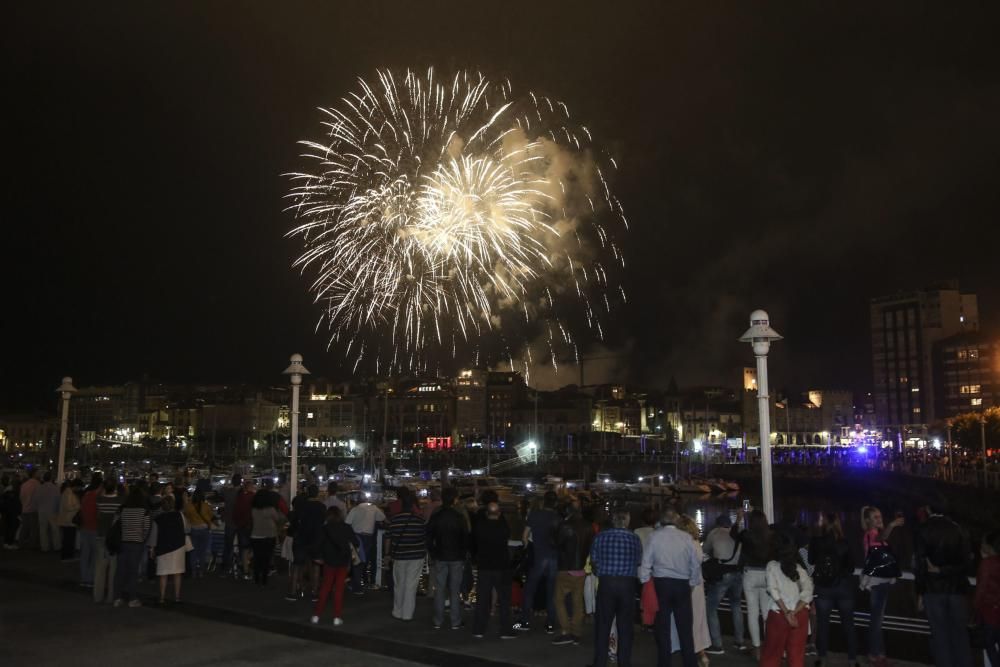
[812,552,840,587]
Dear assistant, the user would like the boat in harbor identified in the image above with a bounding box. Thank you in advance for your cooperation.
[626,474,676,497]
[675,479,713,494]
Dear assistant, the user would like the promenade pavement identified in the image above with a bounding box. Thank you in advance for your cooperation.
[0,550,928,667]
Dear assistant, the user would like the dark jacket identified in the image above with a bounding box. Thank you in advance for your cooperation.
[471,515,510,570]
[914,514,972,595]
[556,515,591,571]
[152,511,186,556]
[426,505,468,561]
[808,534,853,587]
[731,525,771,568]
[318,521,359,567]
[291,498,326,547]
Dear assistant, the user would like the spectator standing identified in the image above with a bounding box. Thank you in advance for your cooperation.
[1,474,21,549]
[288,484,326,601]
[184,488,215,577]
[703,514,746,655]
[35,471,61,553]
[311,506,358,626]
[18,468,41,549]
[426,486,468,630]
[640,506,703,667]
[808,513,858,667]
[914,506,974,667]
[220,473,242,576]
[552,504,592,646]
[975,530,1000,667]
[233,480,256,579]
[388,489,427,621]
[760,531,814,667]
[516,490,561,634]
[732,508,772,659]
[250,487,287,586]
[113,485,151,608]
[345,496,385,593]
[859,506,903,667]
[148,494,187,604]
[634,507,657,551]
[56,479,82,561]
[78,476,103,586]
[470,501,516,639]
[674,515,711,665]
[590,509,643,667]
[94,480,124,604]
[324,481,346,514]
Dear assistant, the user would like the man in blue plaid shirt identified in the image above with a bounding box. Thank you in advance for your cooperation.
[589,510,643,667]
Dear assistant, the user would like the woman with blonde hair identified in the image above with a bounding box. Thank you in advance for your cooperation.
[673,514,712,667]
[859,506,902,667]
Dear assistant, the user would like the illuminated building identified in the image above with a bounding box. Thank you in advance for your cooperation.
[933,331,999,418]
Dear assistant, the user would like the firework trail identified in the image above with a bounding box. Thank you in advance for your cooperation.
[285,68,627,378]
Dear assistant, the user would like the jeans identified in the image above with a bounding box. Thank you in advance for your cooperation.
[924,592,974,667]
[555,571,586,637]
[189,527,210,573]
[60,526,77,560]
[474,569,512,636]
[79,529,97,584]
[813,580,858,660]
[114,543,145,601]
[867,582,890,657]
[38,510,60,552]
[706,569,745,648]
[313,565,348,620]
[521,555,557,625]
[251,537,275,585]
[653,577,696,667]
[222,521,236,571]
[743,568,769,648]
[761,608,809,667]
[433,560,465,628]
[19,512,39,549]
[352,532,376,592]
[392,558,424,620]
[93,545,118,604]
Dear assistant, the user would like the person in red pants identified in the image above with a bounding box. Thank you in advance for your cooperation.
[760,532,814,667]
[311,507,359,626]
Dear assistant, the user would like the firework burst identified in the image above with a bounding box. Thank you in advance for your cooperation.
[285,68,626,377]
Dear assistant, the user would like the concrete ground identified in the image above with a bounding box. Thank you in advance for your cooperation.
[0,550,929,667]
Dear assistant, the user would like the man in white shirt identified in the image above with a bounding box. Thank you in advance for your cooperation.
[639,507,702,667]
[346,500,385,594]
[35,471,62,552]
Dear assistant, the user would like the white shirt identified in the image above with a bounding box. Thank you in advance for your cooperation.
[345,502,385,535]
[765,561,814,613]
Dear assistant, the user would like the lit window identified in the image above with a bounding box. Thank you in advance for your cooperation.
[960,385,971,395]
[972,398,983,406]
[913,407,921,414]
[306,412,314,419]
[971,384,982,394]
[899,376,908,384]
[911,387,920,393]
[958,350,968,361]
[969,348,980,360]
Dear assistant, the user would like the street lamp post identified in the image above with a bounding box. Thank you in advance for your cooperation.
[739,310,783,523]
[282,354,310,499]
[55,377,77,483]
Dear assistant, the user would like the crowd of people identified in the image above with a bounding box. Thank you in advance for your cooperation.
[2,466,1000,667]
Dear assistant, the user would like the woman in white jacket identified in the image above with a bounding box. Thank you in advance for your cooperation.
[760,531,814,667]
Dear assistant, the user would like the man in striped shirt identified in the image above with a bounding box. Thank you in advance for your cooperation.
[388,488,427,621]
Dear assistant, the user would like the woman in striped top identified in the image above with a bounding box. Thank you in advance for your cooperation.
[113,485,151,608]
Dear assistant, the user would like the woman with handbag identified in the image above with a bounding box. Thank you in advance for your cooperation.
[311,506,359,626]
[859,506,903,667]
[57,479,82,561]
[148,494,188,604]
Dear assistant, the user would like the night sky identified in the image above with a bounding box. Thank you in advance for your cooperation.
[4,2,1000,411]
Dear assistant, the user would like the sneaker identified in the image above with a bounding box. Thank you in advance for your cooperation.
[113,599,123,608]
[500,633,517,640]
[545,624,555,635]
[451,622,465,630]
[705,646,725,655]
[572,635,581,645]
[513,622,531,632]
[333,618,344,626]
[284,594,298,602]
[310,615,319,624]
[805,643,817,656]
[128,599,142,608]
[472,633,485,639]
[551,634,575,646]
[734,644,750,653]
[433,624,442,630]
